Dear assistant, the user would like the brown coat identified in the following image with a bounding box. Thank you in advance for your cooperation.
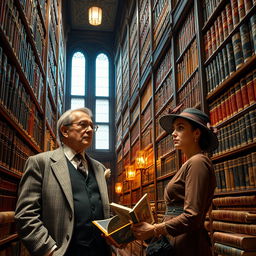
[164,153,216,256]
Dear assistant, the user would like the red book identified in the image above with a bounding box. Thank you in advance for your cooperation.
[234,82,243,111]
[230,87,238,114]
[221,98,227,121]
[253,70,256,100]
[246,73,255,105]
[240,77,249,108]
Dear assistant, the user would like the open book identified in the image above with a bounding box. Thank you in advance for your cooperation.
[92,193,154,246]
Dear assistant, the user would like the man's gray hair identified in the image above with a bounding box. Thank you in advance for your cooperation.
[57,107,93,144]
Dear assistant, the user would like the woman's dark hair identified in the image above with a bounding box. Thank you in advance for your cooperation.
[189,121,210,152]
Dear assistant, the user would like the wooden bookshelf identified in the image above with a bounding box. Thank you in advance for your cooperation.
[114,0,256,255]
[0,0,66,253]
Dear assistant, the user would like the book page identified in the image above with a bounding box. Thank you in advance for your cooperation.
[132,193,154,224]
[110,203,132,223]
[108,215,130,233]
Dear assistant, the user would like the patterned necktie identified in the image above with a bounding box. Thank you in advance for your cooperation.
[75,153,87,177]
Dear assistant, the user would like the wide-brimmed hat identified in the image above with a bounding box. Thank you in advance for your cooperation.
[159,108,219,152]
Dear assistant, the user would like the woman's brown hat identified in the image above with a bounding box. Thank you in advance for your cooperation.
[159,108,219,152]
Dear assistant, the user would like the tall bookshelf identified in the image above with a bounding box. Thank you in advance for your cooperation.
[114,0,256,255]
[0,0,66,254]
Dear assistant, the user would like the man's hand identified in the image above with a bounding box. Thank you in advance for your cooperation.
[104,169,111,179]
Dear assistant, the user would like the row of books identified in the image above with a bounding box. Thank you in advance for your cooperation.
[0,177,17,193]
[129,11,139,96]
[156,134,175,159]
[214,109,256,155]
[0,195,16,211]
[142,184,155,202]
[141,124,152,149]
[0,41,44,106]
[0,1,44,89]
[205,15,256,93]
[130,121,139,145]
[209,70,256,126]
[204,1,255,60]
[141,165,154,185]
[156,178,171,204]
[131,140,140,162]
[155,47,172,90]
[141,102,152,131]
[177,71,200,110]
[156,152,177,178]
[155,99,175,138]
[176,39,198,89]
[214,152,256,192]
[0,120,35,174]
[152,0,170,49]
[212,194,256,256]
[46,96,57,134]
[155,74,173,115]
[176,7,195,57]
[139,0,150,76]
[122,38,129,98]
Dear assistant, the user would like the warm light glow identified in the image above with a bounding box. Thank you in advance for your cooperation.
[135,150,147,169]
[88,6,102,26]
[125,165,136,181]
[115,182,123,194]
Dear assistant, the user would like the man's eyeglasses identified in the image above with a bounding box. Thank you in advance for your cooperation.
[65,121,98,132]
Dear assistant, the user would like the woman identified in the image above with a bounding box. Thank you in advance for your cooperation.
[132,108,218,256]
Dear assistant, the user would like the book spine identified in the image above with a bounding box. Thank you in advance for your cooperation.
[250,14,256,54]
[214,242,248,256]
[232,32,244,70]
[240,23,252,62]
[213,221,256,234]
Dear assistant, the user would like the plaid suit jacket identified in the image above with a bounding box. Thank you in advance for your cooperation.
[15,147,110,256]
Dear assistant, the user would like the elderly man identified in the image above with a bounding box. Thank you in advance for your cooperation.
[15,107,111,256]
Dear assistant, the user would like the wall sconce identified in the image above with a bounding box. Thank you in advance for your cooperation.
[135,150,147,169]
[88,6,102,26]
[125,165,136,181]
[115,182,123,194]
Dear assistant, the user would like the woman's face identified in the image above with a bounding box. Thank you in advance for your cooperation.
[171,118,200,151]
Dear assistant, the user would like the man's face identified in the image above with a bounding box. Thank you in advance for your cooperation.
[62,111,94,152]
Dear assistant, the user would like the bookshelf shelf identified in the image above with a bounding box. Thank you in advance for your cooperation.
[0,106,42,153]
[114,1,256,255]
[214,188,256,197]
[15,0,45,75]
[0,165,22,180]
[206,55,256,101]
[0,27,44,116]
[202,0,229,32]
[204,5,256,66]
[212,141,256,161]
[0,234,18,247]
[176,35,196,63]
[215,103,256,129]
[156,171,176,181]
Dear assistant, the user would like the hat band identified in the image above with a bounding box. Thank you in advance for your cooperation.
[179,112,206,126]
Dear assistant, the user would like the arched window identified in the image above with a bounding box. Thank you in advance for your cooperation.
[95,53,110,150]
[71,51,85,109]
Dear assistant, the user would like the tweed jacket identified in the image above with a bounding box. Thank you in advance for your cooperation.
[15,147,110,256]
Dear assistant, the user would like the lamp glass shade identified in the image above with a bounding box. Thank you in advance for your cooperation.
[115,182,123,194]
[88,6,102,26]
[135,150,147,169]
[125,165,136,181]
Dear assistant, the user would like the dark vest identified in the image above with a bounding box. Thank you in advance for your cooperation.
[67,158,104,247]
